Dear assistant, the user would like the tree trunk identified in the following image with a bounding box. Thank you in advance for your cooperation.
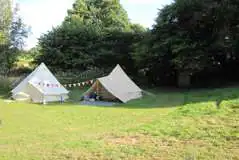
[178,72,191,88]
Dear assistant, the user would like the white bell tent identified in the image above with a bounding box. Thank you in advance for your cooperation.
[11,63,69,103]
[84,64,142,103]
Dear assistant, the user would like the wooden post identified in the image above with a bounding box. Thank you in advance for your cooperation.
[96,81,99,95]
[60,95,63,103]
[43,94,46,105]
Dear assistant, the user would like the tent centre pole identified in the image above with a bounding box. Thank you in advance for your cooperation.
[97,81,99,95]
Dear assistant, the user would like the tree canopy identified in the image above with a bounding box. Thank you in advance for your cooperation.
[133,0,239,86]
[36,0,239,87]
[36,0,145,74]
[0,0,28,75]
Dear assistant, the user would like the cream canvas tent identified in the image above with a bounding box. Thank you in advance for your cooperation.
[84,64,142,103]
[11,63,69,103]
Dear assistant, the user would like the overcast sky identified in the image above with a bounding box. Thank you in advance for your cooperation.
[17,0,172,49]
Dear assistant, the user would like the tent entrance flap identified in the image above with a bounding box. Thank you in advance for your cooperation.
[85,80,119,102]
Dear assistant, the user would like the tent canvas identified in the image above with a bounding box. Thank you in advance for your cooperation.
[11,63,69,103]
[84,64,142,103]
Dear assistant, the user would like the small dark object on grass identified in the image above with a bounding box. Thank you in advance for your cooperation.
[96,96,102,101]
[89,92,97,100]
[216,99,221,109]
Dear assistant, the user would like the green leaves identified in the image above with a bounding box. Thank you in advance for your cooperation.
[65,0,131,32]
[36,0,239,87]
[0,0,12,45]
[131,0,239,86]
[37,0,145,75]
[0,1,28,75]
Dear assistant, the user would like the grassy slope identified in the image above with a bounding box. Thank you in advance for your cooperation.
[0,87,238,160]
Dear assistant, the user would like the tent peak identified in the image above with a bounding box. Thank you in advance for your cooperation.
[39,62,46,67]
[115,64,122,68]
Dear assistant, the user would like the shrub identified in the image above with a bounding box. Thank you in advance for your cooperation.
[10,67,32,75]
[0,76,11,94]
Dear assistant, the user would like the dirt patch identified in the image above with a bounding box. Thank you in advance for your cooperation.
[179,139,207,147]
[104,134,208,147]
[0,144,12,151]
[104,135,141,145]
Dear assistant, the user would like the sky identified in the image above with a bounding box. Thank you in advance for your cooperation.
[17,0,172,50]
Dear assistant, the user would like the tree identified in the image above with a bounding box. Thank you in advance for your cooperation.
[0,0,11,44]
[65,0,131,32]
[0,1,28,75]
[37,21,103,71]
[37,0,145,74]
[0,0,12,74]
[140,0,239,87]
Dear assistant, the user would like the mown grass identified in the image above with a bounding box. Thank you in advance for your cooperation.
[0,86,238,160]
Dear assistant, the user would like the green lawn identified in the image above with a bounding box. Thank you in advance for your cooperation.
[0,87,238,160]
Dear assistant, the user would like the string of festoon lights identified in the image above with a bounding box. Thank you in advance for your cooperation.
[33,79,94,88]
[63,79,95,88]
[33,82,62,88]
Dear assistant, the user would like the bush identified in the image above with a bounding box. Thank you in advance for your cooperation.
[9,67,33,76]
[0,76,11,94]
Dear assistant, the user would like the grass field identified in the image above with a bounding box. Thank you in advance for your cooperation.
[0,87,238,160]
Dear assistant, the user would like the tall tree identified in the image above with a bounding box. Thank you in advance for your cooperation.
[65,0,131,31]
[37,0,145,74]
[0,1,28,75]
[141,0,239,87]
[37,21,103,71]
[0,0,12,74]
[0,0,11,43]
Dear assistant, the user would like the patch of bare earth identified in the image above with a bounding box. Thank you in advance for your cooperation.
[102,134,217,159]
[105,135,140,145]
[103,134,207,146]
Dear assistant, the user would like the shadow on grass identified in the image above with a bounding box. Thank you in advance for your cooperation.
[66,86,239,109]
[1,86,239,109]
[124,86,239,109]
